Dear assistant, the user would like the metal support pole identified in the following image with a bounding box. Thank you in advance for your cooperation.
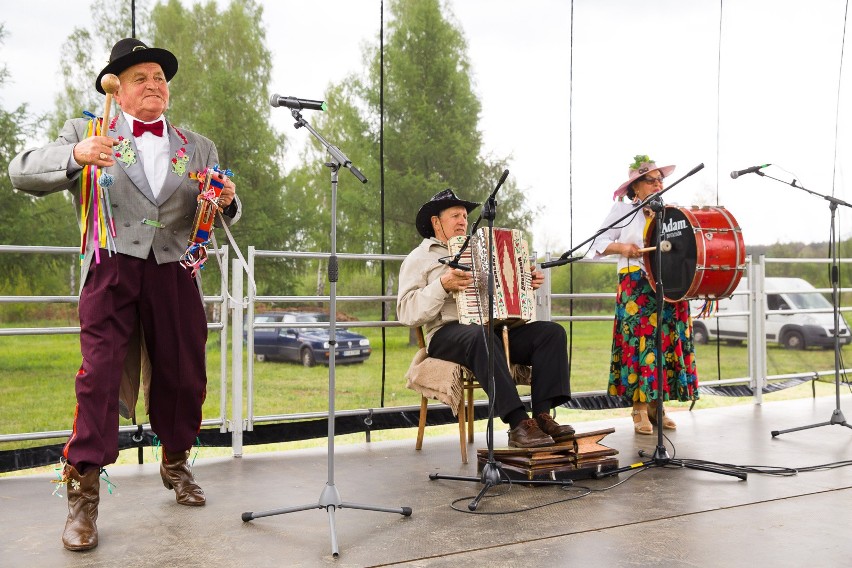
[231,258,244,457]
[749,256,767,404]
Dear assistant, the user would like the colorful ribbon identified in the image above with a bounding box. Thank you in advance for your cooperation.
[79,111,117,265]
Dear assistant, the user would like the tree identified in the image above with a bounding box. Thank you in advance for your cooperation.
[49,0,152,139]
[39,0,292,295]
[285,0,534,260]
[149,0,291,293]
[0,23,79,310]
[1,0,152,308]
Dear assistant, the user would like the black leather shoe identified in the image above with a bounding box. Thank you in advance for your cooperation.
[508,418,555,448]
[535,412,576,442]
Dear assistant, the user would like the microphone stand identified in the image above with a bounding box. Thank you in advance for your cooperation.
[429,172,571,512]
[542,162,744,481]
[764,174,852,437]
[241,109,411,558]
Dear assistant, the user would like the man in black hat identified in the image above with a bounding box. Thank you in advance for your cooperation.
[397,189,573,449]
[8,38,240,551]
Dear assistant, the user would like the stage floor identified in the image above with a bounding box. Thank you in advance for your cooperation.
[4,395,852,567]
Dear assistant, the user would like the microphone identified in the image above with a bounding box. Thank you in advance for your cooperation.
[269,93,327,112]
[687,163,705,177]
[495,168,509,190]
[730,164,770,179]
[438,257,472,271]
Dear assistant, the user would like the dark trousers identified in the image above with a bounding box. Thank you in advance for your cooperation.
[428,321,571,423]
[63,252,208,472]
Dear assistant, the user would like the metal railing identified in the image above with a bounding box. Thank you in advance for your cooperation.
[0,244,230,444]
[4,245,852,457]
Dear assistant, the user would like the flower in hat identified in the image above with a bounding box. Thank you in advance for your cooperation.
[613,154,676,201]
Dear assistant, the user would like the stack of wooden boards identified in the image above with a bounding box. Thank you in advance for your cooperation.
[477,427,619,482]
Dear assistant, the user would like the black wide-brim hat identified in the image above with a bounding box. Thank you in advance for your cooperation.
[95,38,178,94]
[415,189,480,238]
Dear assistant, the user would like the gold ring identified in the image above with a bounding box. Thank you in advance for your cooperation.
[99,152,107,160]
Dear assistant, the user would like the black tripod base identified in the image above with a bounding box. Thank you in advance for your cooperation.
[241,483,411,557]
[430,460,573,511]
[593,447,747,481]
[771,408,852,437]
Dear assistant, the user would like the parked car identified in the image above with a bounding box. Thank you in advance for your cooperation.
[691,277,851,349]
[250,311,371,366]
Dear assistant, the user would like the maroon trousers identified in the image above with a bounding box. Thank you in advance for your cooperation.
[64,252,208,472]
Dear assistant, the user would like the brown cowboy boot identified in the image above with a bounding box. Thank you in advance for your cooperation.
[62,464,100,551]
[160,449,206,506]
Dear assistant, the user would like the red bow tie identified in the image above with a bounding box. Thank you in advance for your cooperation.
[132,120,164,137]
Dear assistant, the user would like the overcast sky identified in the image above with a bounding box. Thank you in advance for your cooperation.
[3,0,852,256]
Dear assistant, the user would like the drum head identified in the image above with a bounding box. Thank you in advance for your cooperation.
[645,207,696,302]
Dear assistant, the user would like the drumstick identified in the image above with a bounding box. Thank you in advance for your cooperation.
[638,240,672,253]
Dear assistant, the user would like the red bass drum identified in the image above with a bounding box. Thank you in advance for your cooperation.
[644,205,745,303]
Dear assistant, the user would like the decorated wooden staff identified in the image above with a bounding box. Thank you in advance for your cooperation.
[98,73,119,188]
[180,164,234,276]
[79,73,120,265]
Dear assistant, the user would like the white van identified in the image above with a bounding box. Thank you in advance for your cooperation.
[691,277,851,349]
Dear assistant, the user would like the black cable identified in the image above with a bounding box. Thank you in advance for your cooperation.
[830,0,850,199]
[567,0,575,404]
[448,476,593,515]
[443,437,852,515]
[715,0,723,208]
[675,459,797,477]
[379,0,387,409]
[794,460,852,472]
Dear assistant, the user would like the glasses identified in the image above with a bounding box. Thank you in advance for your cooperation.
[641,176,664,185]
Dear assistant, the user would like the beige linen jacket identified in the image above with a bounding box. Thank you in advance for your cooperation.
[396,237,459,346]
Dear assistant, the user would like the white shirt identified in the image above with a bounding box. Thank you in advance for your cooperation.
[124,111,169,200]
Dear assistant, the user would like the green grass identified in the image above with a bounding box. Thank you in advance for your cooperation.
[2,318,849,476]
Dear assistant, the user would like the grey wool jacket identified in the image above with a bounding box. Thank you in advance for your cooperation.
[8,112,241,286]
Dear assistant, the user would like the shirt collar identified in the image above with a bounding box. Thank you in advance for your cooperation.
[123,111,165,126]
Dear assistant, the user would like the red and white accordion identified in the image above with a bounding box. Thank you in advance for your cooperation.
[447,227,536,326]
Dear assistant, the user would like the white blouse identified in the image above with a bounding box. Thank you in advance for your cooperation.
[589,200,650,273]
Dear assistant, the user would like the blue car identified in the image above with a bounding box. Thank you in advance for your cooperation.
[251,311,371,366]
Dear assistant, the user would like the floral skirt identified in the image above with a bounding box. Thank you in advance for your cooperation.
[608,269,699,403]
